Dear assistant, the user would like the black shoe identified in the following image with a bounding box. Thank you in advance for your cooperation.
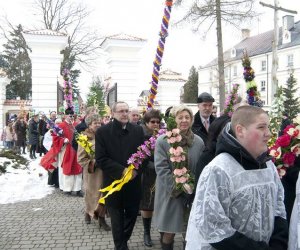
[30,155,33,159]
[76,191,84,197]
[98,217,111,231]
[144,233,153,247]
[64,191,72,196]
[84,213,91,224]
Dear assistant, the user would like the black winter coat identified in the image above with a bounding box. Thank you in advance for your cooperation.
[14,120,27,146]
[194,141,216,187]
[28,119,39,145]
[192,111,215,145]
[281,157,300,224]
[95,119,144,208]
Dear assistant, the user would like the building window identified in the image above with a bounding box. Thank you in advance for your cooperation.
[233,66,237,76]
[287,54,294,67]
[261,80,266,92]
[261,60,266,71]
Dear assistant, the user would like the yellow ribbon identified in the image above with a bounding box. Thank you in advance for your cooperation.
[98,164,135,204]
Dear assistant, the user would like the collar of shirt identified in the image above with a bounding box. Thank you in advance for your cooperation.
[200,115,209,126]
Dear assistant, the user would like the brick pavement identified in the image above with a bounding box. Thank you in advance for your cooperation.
[0,189,183,250]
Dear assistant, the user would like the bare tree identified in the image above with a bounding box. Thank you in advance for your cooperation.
[174,0,258,110]
[33,0,103,68]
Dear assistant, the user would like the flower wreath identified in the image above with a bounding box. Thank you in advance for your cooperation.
[166,128,194,195]
[269,115,300,177]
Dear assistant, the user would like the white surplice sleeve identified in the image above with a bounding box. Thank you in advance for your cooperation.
[270,162,287,219]
[186,164,236,249]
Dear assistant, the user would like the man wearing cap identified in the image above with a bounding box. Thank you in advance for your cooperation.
[192,92,215,145]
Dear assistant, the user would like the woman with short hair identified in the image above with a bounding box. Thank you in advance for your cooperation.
[77,114,110,231]
[154,105,205,250]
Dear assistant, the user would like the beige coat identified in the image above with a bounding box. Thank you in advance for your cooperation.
[77,129,103,217]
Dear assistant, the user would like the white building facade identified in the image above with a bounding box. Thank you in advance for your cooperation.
[199,15,300,109]
[156,69,186,114]
[101,34,147,108]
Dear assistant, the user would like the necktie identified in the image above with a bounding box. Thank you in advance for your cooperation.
[204,120,209,132]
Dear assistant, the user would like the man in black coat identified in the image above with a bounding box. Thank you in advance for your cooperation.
[95,101,144,250]
[192,92,215,145]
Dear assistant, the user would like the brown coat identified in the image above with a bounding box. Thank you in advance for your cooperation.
[77,129,103,217]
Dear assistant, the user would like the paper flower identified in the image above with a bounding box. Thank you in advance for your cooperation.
[242,51,263,107]
[269,115,300,177]
[167,128,194,195]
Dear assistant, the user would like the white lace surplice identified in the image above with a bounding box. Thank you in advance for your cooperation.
[288,175,300,250]
[186,153,286,250]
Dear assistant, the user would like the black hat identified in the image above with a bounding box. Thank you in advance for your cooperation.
[197,92,215,103]
[65,107,74,115]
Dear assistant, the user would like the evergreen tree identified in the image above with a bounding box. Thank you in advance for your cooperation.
[268,86,285,146]
[2,24,32,100]
[0,54,8,69]
[283,73,300,120]
[183,66,198,103]
[86,77,106,116]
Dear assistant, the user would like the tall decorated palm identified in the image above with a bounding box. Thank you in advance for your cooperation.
[242,51,263,107]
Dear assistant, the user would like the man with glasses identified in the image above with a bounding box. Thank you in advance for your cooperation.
[95,101,144,250]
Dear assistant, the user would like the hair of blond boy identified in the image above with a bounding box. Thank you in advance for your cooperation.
[86,106,98,116]
[231,106,267,132]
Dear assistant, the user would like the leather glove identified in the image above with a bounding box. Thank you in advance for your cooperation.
[181,192,195,208]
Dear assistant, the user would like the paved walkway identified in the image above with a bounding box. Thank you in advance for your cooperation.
[0,189,183,250]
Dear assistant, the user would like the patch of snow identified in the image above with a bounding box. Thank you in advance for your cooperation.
[0,155,54,204]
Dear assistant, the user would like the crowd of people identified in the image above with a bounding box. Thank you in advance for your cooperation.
[2,92,300,250]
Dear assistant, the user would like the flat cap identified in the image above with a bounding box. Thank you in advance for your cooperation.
[197,92,215,103]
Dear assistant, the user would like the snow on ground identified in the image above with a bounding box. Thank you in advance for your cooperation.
[0,154,54,204]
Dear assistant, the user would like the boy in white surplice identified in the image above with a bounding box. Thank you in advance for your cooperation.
[186,106,288,250]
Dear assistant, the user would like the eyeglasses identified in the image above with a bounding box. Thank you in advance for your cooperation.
[115,109,129,114]
[69,115,74,118]
[149,120,160,124]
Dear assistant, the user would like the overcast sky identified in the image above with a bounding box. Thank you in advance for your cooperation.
[1,0,299,98]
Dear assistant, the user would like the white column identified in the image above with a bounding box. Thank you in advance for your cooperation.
[0,76,10,132]
[23,30,67,115]
[102,37,146,108]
